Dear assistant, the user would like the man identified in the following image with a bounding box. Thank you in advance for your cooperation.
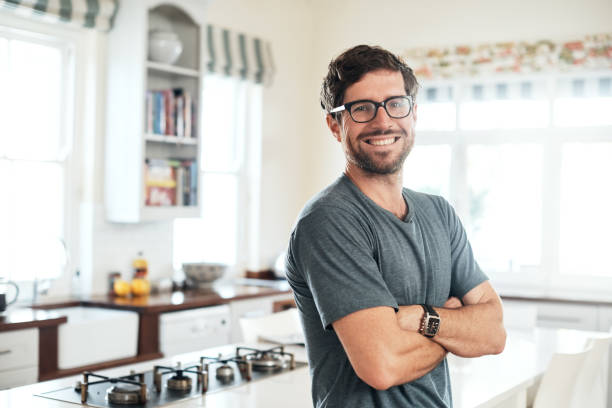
[285,45,506,407]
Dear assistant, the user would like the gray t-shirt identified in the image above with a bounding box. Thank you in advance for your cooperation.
[286,174,488,408]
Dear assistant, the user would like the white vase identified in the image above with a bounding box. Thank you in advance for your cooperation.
[148,30,183,65]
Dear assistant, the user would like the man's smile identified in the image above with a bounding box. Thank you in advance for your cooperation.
[362,136,400,146]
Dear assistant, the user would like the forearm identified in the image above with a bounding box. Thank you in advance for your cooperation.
[334,306,447,390]
[434,302,506,357]
[398,301,506,358]
[384,330,447,386]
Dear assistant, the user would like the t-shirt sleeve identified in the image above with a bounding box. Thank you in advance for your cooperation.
[287,205,398,330]
[439,197,489,299]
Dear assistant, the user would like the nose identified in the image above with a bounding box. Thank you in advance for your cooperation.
[371,104,393,126]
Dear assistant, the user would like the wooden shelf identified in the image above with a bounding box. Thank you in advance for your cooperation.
[144,133,198,145]
[147,60,199,77]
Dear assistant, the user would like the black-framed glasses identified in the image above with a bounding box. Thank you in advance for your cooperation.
[329,95,413,123]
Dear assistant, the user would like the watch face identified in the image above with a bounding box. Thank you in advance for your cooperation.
[426,317,440,336]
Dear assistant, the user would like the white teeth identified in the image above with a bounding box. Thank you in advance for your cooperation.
[368,137,396,146]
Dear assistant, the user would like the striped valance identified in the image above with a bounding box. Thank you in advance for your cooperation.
[204,24,275,86]
[0,0,119,31]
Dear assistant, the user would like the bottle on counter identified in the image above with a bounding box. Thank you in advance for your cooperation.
[133,251,148,279]
[131,251,151,296]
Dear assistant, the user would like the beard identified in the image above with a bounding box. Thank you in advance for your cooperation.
[344,128,413,175]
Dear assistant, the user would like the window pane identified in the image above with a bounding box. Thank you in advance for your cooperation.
[466,145,542,273]
[201,75,244,172]
[173,173,238,268]
[5,39,65,160]
[403,145,451,199]
[559,143,612,277]
[10,161,65,280]
[416,102,456,131]
[554,97,612,127]
[460,99,549,130]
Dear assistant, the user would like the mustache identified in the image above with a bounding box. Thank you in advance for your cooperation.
[358,128,407,140]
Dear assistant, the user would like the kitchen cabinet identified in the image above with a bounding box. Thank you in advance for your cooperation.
[159,305,231,356]
[105,0,205,222]
[0,328,38,390]
[229,294,295,343]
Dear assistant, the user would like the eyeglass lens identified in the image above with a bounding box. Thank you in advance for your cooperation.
[349,96,411,123]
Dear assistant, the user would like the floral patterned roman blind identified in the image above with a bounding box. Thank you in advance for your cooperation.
[0,0,119,31]
[402,33,612,80]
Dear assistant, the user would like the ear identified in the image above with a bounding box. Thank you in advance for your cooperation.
[326,113,343,143]
[412,103,418,123]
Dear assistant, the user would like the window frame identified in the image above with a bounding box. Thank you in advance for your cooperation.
[414,70,612,297]
[0,11,92,296]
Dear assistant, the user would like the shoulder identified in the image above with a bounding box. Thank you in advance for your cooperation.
[294,176,371,230]
[403,188,452,218]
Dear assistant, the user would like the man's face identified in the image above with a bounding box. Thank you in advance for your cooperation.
[327,69,417,175]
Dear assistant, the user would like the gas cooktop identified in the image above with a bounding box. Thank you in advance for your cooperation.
[35,346,308,407]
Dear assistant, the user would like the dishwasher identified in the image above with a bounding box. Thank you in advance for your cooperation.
[159,304,231,356]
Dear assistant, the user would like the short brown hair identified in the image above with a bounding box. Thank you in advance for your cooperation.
[320,45,419,116]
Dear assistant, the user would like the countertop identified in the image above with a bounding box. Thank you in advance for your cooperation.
[10,278,291,317]
[0,308,67,333]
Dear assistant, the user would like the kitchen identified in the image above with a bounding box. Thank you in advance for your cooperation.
[1,0,612,407]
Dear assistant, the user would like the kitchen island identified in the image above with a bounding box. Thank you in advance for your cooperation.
[0,327,607,408]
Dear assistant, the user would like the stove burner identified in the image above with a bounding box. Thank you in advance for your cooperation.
[154,363,206,394]
[167,373,193,391]
[215,364,235,383]
[236,346,297,372]
[106,383,148,405]
[78,372,148,405]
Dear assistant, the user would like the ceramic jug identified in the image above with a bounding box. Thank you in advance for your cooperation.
[0,280,19,312]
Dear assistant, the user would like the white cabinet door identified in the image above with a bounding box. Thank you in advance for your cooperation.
[598,306,612,332]
[0,328,38,390]
[536,302,599,331]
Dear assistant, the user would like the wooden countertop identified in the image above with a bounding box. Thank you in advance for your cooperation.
[29,280,292,314]
[0,308,67,333]
[82,282,292,313]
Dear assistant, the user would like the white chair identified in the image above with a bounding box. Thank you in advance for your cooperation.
[532,347,592,408]
[576,335,612,408]
[239,308,304,344]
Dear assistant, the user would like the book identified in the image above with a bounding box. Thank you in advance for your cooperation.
[145,159,177,206]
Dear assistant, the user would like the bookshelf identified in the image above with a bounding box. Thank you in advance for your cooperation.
[105,0,205,223]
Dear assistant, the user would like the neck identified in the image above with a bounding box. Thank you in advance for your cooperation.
[344,164,407,219]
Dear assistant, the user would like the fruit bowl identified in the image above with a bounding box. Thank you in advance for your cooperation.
[183,263,227,288]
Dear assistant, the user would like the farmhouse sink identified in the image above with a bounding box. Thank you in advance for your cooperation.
[53,307,139,369]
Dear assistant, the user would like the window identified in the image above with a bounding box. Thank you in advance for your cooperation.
[409,73,612,294]
[0,20,77,289]
[173,75,262,271]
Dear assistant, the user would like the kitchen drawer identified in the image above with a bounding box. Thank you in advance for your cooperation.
[536,302,599,331]
[0,366,37,390]
[0,328,38,371]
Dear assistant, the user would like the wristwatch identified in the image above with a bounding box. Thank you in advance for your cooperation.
[419,304,441,338]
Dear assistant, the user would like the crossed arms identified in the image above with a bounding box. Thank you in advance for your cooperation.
[332,280,506,390]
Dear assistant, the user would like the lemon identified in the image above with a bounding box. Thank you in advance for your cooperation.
[113,279,131,297]
[131,278,151,296]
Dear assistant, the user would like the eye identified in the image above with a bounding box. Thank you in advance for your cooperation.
[352,103,372,112]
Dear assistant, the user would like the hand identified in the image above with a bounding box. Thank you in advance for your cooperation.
[444,297,462,309]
